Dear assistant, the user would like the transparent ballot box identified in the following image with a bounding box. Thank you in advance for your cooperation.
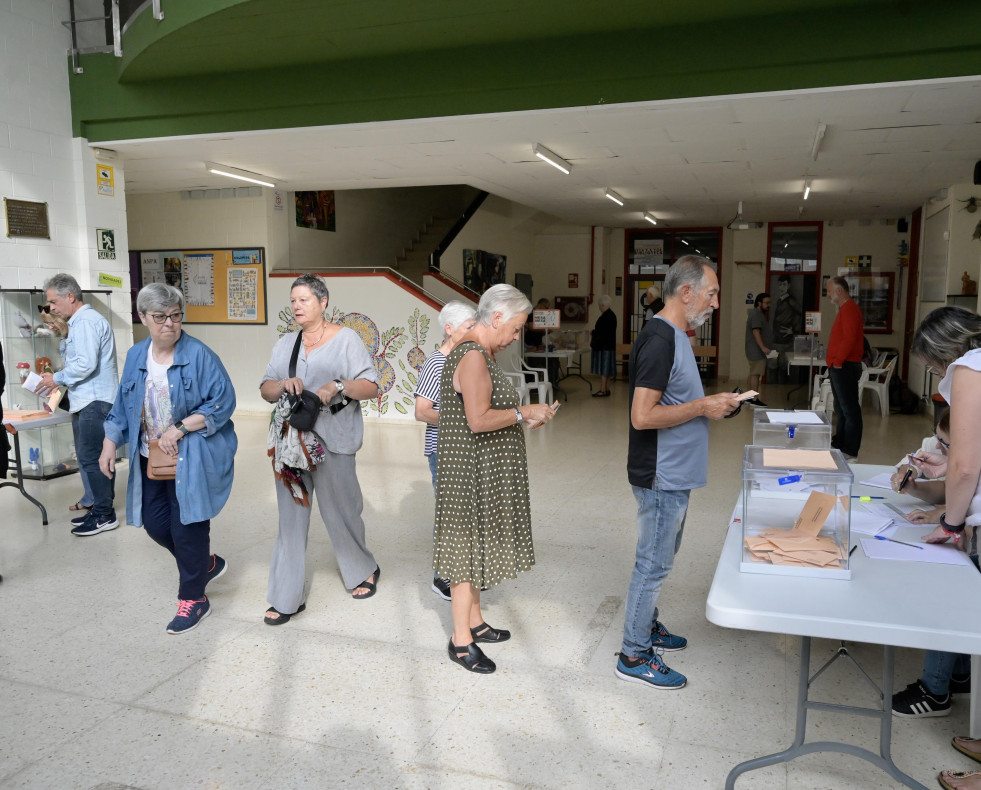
[741,445,853,579]
[752,408,832,449]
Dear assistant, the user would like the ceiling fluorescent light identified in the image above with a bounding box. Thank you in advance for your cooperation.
[533,143,572,175]
[810,123,827,161]
[206,162,277,188]
[643,212,657,225]
[803,180,811,200]
[604,189,624,206]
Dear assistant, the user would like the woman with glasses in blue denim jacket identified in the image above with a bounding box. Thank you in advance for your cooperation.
[99,283,237,636]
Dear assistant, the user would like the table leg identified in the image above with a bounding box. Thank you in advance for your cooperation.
[725,638,928,789]
[0,428,49,525]
[971,655,980,739]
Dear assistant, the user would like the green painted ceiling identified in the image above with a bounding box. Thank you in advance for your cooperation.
[70,0,981,141]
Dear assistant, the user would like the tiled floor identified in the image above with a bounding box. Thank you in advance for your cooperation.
[1,378,974,789]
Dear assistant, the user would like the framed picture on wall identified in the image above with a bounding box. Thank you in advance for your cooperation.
[840,270,894,333]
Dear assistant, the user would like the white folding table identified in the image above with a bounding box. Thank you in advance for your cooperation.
[2,410,73,525]
[707,463,981,789]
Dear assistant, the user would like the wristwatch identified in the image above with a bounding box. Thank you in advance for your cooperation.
[515,408,523,424]
[333,379,345,395]
[174,420,189,436]
[940,512,965,535]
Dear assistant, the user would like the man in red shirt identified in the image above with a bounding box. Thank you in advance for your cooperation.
[825,276,865,458]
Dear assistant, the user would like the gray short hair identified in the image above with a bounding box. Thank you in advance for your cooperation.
[829,276,849,295]
[137,283,185,314]
[476,284,533,325]
[912,306,981,369]
[291,274,330,304]
[438,300,476,343]
[663,255,712,299]
[597,295,612,309]
[43,273,83,301]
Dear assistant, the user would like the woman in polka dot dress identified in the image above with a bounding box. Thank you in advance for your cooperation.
[434,284,558,674]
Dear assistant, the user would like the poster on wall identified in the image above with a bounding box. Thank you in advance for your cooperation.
[140,252,164,285]
[227,267,259,320]
[163,252,183,288]
[632,238,665,274]
[463,249,507,294]
[295,190,336,231]
[184,253,215,306]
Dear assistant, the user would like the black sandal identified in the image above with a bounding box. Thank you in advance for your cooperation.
[470,622,511,643]
[447,639,496,673]
[352,566,380,600]
[264,603,305,625]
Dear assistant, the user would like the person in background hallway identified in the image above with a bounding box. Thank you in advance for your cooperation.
[910,306,981,790]
[100,283,236,635]
[643,285,664,325]
[616,256,739,691]
[590,295,617,397]
[36,273,118,537]
[744,292,778,405]
[434,284,556,674]
[260,275,380,625]
[414,300,477,601]
[825,276,864,459]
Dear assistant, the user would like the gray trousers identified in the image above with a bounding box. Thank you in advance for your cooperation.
[267,450,377,614]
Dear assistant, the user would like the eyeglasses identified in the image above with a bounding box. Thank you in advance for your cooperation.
[936,435,950,450]
[146,311,184,324]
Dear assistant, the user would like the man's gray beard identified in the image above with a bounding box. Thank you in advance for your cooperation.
[686,306,712,329]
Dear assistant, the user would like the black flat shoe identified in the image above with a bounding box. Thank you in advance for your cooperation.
[447,639,496,673]
[470,622,511,643]
[264,603,306,625]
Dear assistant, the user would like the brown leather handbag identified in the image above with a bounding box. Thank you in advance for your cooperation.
[147,439,177,480]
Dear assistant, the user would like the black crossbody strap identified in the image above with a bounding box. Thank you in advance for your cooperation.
[288,332,303,379]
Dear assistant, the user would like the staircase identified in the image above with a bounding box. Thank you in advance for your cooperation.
[393,215,457,286]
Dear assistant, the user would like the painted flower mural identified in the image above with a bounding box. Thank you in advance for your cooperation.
[277,302,431,417]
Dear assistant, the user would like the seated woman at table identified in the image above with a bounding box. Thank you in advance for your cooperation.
[888,408,977,718]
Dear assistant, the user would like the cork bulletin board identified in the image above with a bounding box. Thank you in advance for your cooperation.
[131,247,267,325]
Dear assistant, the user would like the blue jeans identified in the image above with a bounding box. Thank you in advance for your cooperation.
[922,650,971,696]
[621,482,690,657]
[141,456,211,601]
[427,452,438,495]
[829,362,863,457]
[73,400,114,517]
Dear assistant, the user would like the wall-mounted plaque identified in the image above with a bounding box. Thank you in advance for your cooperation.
[4,198,50,239]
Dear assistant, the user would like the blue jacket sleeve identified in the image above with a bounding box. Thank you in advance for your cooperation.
[193,347,237,436]
[54,318,100,387]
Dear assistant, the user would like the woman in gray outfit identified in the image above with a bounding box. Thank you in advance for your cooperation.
[259,275,380,624]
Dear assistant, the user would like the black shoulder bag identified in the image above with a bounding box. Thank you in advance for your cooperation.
[284,333,353,431]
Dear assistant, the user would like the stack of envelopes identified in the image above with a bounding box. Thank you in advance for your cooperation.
[743,490,848,569]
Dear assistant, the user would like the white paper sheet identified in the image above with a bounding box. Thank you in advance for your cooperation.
[765,411,825,425]
[858,472,895,490]
[860,538,974,565]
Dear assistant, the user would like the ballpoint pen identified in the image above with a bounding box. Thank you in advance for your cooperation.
[851,495,884,500]
[875,535,924,550]
[897,455,917,493]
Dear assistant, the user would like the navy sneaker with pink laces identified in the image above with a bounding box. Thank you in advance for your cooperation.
[166,598,210,635]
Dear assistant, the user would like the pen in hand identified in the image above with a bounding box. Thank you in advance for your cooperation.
[897,454,917,492]
[875,535,924,550]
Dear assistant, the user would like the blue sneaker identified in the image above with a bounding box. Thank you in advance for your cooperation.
[206,555,227,588]
[615,651,687,690]
[71,511,119,536]
[651,620,687,652]
[166,598,210,635]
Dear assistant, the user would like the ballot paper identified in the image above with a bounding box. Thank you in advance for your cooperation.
[860,538,974,566]
[762,448,838,470]
[743,491,848,569]
[21,370,63,412]
[858,472,895,490]
[764,411,825,425]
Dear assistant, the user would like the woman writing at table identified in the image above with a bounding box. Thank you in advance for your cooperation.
[910,307,981,790]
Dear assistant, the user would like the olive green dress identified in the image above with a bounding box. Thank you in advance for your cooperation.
[433,341,534,589]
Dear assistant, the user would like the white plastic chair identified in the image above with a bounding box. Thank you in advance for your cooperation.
[859,355,897,418]
[811,377,834,414]
[502,371,534,406]
[507,358,553,405]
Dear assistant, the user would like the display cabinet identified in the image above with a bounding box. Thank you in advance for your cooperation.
[1,287,115,479]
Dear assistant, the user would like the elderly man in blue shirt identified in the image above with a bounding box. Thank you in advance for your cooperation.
[37,273,119,536]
